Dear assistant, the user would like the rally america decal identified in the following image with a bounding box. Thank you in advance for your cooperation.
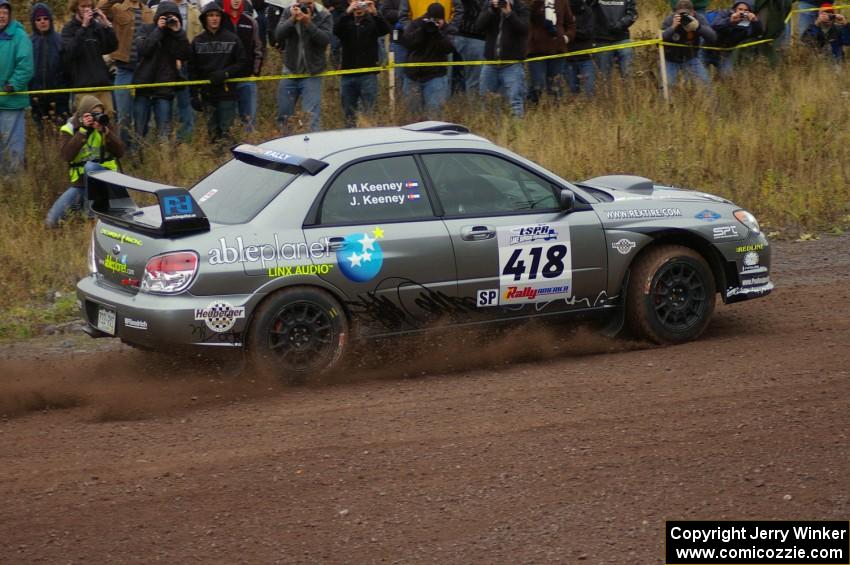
[495,222,572,305]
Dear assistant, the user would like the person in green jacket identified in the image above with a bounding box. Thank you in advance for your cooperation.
[0,0,34,173]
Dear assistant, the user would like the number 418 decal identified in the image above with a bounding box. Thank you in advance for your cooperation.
[502,244,567,281]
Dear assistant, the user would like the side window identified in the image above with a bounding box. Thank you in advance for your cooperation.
[421,153,559,216]
[320,156,434,224]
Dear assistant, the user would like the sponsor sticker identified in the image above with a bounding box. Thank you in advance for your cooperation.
[100,228,143,246]
[497,222,572,305]
[100,254,134,275]
[124,317,148,330]
[694,209,722,222]
[346,180,423,207]
[198,188,218,203]
[712,225,740,239]
[736,243,765,253]
[268,264,335,278]
[194,301,246,333]
[606,208,682,220]
[611,238,637,255]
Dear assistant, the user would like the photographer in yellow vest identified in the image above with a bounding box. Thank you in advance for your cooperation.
[45,95,125,228]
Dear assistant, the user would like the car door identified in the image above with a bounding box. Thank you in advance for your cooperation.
[420,151,608,319]
[304,154,459,335]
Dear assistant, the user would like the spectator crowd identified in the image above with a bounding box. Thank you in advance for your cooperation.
[0,0,848,218]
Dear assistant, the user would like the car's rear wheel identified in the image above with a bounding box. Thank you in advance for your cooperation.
[626,245,716,344]
[247,287,349,384]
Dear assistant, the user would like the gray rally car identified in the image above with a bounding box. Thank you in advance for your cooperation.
[77,121,773,379]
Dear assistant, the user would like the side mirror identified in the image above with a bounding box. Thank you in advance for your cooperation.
[558,188,575,212]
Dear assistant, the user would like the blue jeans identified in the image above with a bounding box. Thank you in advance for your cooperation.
[236,81,257,131]
[0,109,26,173]
[563,58,596,96]
[665,58,711,87]
[174,65,194,142]
[340,73,378,127]
[453,35,486,94]
[527,58,565,102]
[45,162,107,228]
[390,40,408,87]
[277,73,323,132]
[479,63,526,117]
[796,1,819,37]
[114,66,135,146]
[403,75,449,118]
[133,96,173,139]
[594,39,635,79]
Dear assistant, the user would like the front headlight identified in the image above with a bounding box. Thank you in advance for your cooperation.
[734,210,760,234]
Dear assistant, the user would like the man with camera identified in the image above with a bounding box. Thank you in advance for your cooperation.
[710,0,762,76]
[335,0,390,127]
[661,0,716,88]
[98,0,154,146]
[802,3,849,60]
[132,1,190,139]
[45,95,125,228]
[189,2,247,141]
[0,0,33,174]
[274,0,333,132]
[61,0,118,114]
[401,2,454,117]
[476,0,530,117]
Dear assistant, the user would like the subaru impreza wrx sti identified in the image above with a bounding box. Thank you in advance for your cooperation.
[77,122,773,380]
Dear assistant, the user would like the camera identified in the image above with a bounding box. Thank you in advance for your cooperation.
[827,12,837,21]
[677,12,694,26]
[166,15,179,25]
[356,1,368,8]
[90,111,110,126]
[498,0,507,7]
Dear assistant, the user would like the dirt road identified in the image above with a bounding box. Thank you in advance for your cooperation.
[1,235,849,564]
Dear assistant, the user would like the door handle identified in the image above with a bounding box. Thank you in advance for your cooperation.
[325,236,346,251]
[461,225,496,241]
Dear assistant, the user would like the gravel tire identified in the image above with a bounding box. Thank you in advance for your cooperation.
[626,245,716,344]
[247,287,349,384]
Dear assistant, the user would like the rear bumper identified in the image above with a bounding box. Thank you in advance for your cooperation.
[76,275,260,348]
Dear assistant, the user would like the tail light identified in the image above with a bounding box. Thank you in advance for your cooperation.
[88,229,97,275]
[140,251,199,294]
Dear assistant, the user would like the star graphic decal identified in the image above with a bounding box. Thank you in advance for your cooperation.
[359,233,376,252]
[348,252,362,268]
[361,250,372,262]
[372,226,385,239]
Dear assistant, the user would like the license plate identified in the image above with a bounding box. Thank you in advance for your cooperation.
[96,306,116,335]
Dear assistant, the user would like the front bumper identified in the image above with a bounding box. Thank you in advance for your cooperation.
[721,232,774,304]
[76,275,260,348]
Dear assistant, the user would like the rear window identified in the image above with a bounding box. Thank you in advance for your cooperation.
[189,160,297,224]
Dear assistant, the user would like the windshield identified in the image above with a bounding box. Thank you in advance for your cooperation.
[189,160,297,224]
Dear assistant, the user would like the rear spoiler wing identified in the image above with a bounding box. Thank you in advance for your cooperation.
[87,170,210,237]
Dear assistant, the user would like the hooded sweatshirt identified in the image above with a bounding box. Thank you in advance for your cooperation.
[221,0,263,75]
[661,11,716,62]
[190,3,247,100]
[29,3,65,92]
[0,0,34,110]
[133,1,191,98]
[710,0,764,47]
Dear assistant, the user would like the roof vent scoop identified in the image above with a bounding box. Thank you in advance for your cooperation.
[401,121,470,134]
[582,175,654,194]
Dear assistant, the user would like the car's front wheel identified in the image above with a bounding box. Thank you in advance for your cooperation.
[626,245,716,344]
[247,287,349,384]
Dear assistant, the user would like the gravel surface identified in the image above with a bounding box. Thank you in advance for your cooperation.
[1,234,848,564]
